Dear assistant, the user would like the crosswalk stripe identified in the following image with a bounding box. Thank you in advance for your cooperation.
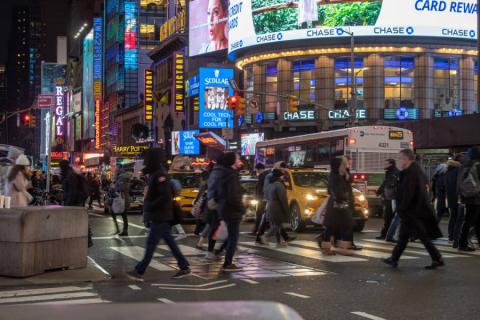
[0,286,93,299]
[110,246,173,271]
[357,241,469,258]
[158,244,204,256]
[364,239,480,256]
[290,240,418,260]
[240,241,367,263]
[32,298,109,305]
[0,292,98,304]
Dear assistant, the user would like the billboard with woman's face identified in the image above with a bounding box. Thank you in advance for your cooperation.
[228,0,477,53]
[189,0,229,56]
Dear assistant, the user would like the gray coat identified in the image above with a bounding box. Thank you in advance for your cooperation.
[266,180,289,225]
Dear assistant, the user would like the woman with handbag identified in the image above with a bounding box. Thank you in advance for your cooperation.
[321,157,355,256]
[5,155,32,207]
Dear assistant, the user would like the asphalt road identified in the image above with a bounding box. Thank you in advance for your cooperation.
[1,211,480,320]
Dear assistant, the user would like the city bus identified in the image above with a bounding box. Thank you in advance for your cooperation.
[255,126,414,218]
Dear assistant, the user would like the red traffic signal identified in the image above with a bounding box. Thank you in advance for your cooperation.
[227,96,239,110]
[24,114,31,122]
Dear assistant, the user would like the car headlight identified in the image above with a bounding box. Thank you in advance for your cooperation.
[250,199,259,206]
[174,196,182,202]
[357,194,366,202]
[363,208,369,217]
[305,194,319,201]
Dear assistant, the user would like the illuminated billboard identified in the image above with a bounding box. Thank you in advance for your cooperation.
[83,29,95,140]
[144,69,154,121]
[198,68,234,129]
[93,17,103,150]
[125,0,138,70]
[189,0,229,56]
[171,130,201,155]
[241,132,264,156]
[228,0,477,53]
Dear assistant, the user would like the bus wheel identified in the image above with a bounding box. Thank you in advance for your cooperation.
[290,203,305,232]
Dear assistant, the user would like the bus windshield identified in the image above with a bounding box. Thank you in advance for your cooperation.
[292,172,328,188]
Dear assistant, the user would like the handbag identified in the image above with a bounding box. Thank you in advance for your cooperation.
[311,195,329,225]
[191,193,206,219]
[212,220,228,241]
[112,193,125,214]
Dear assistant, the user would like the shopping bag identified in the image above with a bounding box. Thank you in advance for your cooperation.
[212,220,229,241]
[311,195,329,225]
[112,193,125,214]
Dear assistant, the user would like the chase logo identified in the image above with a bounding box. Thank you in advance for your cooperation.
[277,32,283,40]
[406,27,414,35]
[469,30,476,38]
[214,69,220,78]
[336,28,344,36]
[239,40,243,47]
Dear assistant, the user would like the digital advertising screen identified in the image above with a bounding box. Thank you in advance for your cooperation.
[171,130,201,155]
[199,68,234,129]
[189,0,229,56]
[82,29,95,140]
[228,0,477,53]
[241,132,264,156]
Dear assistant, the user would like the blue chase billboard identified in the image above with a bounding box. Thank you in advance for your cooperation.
[199,68,234,129]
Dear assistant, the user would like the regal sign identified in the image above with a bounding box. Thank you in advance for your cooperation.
[55,86,64,137]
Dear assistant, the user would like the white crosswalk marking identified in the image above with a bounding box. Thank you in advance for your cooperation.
[357,241,470,258]
[0,286,108,305]
[158,244,204,256]
[240,241,367,263]
[364,239,480,256]
[290,240,418,260]
[110,246,174,271]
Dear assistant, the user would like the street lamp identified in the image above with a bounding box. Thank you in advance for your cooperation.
[339,28,356,126]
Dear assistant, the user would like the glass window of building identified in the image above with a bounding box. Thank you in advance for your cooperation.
[384,56,415,109]
[335,57,364,109]
[140,24,155,40]
[244,65,254,101]
[292,59,315,104]
[433,57,460,111]
[475,61,478,113]
[264,63,278,113]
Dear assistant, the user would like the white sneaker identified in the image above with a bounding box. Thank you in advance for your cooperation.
[175,234,187,241]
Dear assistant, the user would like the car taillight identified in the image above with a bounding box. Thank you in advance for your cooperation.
[353,174,368,181]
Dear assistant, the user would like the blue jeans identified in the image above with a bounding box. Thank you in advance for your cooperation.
[386,213,401,240]
[135,222,189,274]
[223,220,240,267]
[266,223,282,243]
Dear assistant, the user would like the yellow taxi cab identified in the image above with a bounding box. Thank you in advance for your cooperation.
[282,169,369,232]
[169,170,202,222]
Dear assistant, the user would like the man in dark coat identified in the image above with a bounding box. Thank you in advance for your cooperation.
[218,152,246,272]
[127,148,190,280]
[445,158,461,242]
[383,149,444,270]
[253,163,268,234]
[376,159,400,240]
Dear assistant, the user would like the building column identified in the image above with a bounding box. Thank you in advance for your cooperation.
[363,54,384,121]
[460,56,475,114]
[277,59,292,116]
[315,56,335,127]
[415,53,434,119]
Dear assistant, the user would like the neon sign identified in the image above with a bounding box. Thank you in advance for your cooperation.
[144,69,154,121]
[93,17,103,150]
[173,51,185,112]
[55,86,64,137]
[124,1,138,70]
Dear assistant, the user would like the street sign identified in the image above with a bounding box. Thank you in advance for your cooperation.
[37,95,53,109]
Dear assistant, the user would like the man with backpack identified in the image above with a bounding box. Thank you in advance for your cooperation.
[376,159,400,241]
[457,146,480,251]
[59,160,92,247]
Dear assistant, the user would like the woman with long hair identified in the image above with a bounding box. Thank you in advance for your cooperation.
[5,155,32,207]
[199,0,228,54]
[321,156,355,255]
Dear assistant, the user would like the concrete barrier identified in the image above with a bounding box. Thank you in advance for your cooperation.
[0,206,88,277]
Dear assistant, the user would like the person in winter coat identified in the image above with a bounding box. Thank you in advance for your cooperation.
[432,163,448,222]
[457,146,480,251]
[376,159,400,240]
[112,169,131,236]
[321,157,355,255]
[127,148,190,280]
[194,170,210,249]
[445,157,461,242]
[0,147,23,195]
[263,169,290,247]
[383,149,444,269]
[217,152,246,272]
[253,163,268,234]
[5,155,32,207]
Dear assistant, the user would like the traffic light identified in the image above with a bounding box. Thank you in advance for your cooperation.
[30,115,37,128]
[288,95,298,113]
[227,95,239,110]
[235,97,246,116]
[23,113,32,128]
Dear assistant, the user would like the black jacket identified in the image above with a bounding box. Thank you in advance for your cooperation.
[445,160,461,206]
[62,169,86,206]
[377,165,399,201]
[396,162,442,239]
[143,169,174,224]
[266,179,289,224]
[218,167,245,222]
[256,170,269,200]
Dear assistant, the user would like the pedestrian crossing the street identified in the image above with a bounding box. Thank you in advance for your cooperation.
[0,285,108,305]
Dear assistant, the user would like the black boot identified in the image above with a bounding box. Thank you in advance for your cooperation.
[425,259,445,270]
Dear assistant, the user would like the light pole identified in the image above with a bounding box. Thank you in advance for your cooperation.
[339,28,356,126]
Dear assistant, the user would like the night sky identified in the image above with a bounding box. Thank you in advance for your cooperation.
[0,0,69,64]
